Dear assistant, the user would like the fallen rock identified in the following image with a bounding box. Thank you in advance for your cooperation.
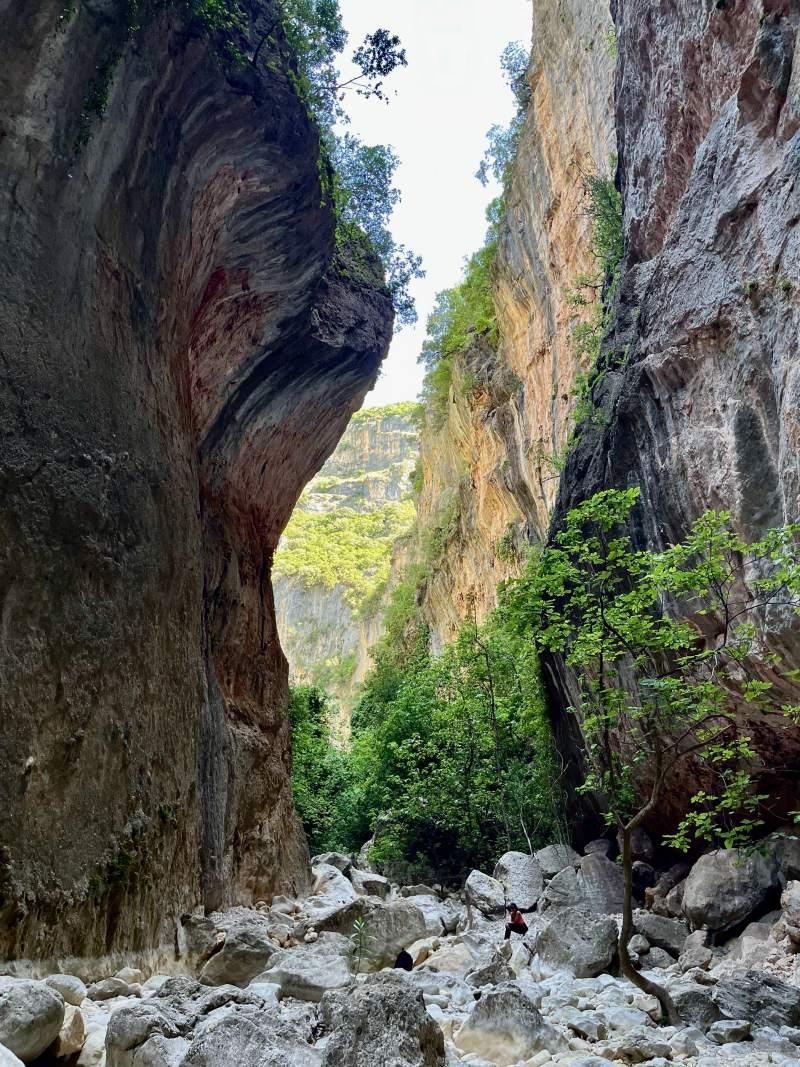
[646,863,690,917]
[714,970,800,1029]
[455,984,556,1066]
[682,849,779,933]
[45,974,87,1006]
[360,900,430,970]
[178,915,221,969]
[576,854,625,913]
[534,844,581,877]
[318,972,445,1066]
[76,1027,106,1066]
[602,1028,671,1063]
[465,870,505,916]
[781,879,800,947]
[541,865,583,910]
[638,946,673,969]
[308,864,358,909]
[131,1034,189,1065]
[105,1001,181,1066]
[356,838,377,874]
[349,869,389,899]
[88,977,136,1001]
[180,1007,321,1066]
[311,852,353,874]
[0,1047,23,1067]
[633,912,688,956]
[51,1004,86,1058]
[537,907,618,978]
[465,957,514,988]
[493,852,544,911]
[708,1019,751,1044]
[197,921,277,987]
[402,895,461,937]
[584,839,613,858]
[677,930,712,972]
[669,983,721,1030]
[400,884,439,898]
[255,933,353,1001]
[0,979,65,1063]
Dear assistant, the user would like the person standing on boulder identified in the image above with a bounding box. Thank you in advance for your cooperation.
[504,902,528,940]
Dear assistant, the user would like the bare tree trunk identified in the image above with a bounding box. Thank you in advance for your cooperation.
[618,826,680,1025]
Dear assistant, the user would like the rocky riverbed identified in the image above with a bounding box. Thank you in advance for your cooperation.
[2,836,800,1066]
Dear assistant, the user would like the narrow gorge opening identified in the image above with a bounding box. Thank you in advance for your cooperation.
[2,0,800,1064]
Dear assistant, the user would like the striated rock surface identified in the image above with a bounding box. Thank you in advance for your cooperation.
[549,0,800,824]
[410,0,616,650]
[0,0,392,960]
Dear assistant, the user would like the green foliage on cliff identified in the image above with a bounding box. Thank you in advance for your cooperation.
[418,200,501,423]
[274,500,415,608]
[279,0,422,326]
[476,41,531,189]
[350,401,422,424]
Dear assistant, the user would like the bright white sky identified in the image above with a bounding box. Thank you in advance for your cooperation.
[336,0,532,407]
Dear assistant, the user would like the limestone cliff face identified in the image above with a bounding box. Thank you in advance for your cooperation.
[274,406,418,712]
[0,0,392,961]
[415,0,616,644]
[549,0,800,824]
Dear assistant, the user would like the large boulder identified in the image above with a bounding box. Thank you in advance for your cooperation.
[633,912,688,956]
[51,1004,86,1058]
[713,970,800,1029]
[618,828,655,864]
[454,985,557,1066]
[45,974,87,1006]
[401,895,461,937]
[349,869,389,899]
[317,972,445,1066]
[781,879,800,947]
[535,844,582,878]
[493,852,544,910]
[180,1007,321,1066]
[130,1034,189,1065]
[198,921,277,987]
[0,979,65,1063]
[465,870,505,915]
[308,864,358,909]
[178,915,222,970]
[542,865,582,908]
[105,1001,182,1067]
[682,849,779,933]
[669,983,721,1030]
[358,901,430,970]
[255,934,353,1002]
[576,854,625,913]
[311,853,353,875]
[537,907,618,978]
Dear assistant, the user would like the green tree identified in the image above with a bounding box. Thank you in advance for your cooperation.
[289,685,366,853]
[476,41,530,188]
[505,488,800,1022]
[334,136,424,327]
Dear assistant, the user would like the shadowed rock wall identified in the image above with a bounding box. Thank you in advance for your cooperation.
[0,0,391,961]
[549,0,800,829]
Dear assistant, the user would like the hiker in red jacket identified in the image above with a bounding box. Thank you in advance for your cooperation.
[504,902,529,940]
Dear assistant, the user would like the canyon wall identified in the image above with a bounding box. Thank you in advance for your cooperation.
[548,0,800,825]
[0,0,391,962]
[408,0,800,829]
[414,0,616,646]
[274,405,418,716]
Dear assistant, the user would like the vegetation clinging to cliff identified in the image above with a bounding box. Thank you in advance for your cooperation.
[281,0,423,325]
